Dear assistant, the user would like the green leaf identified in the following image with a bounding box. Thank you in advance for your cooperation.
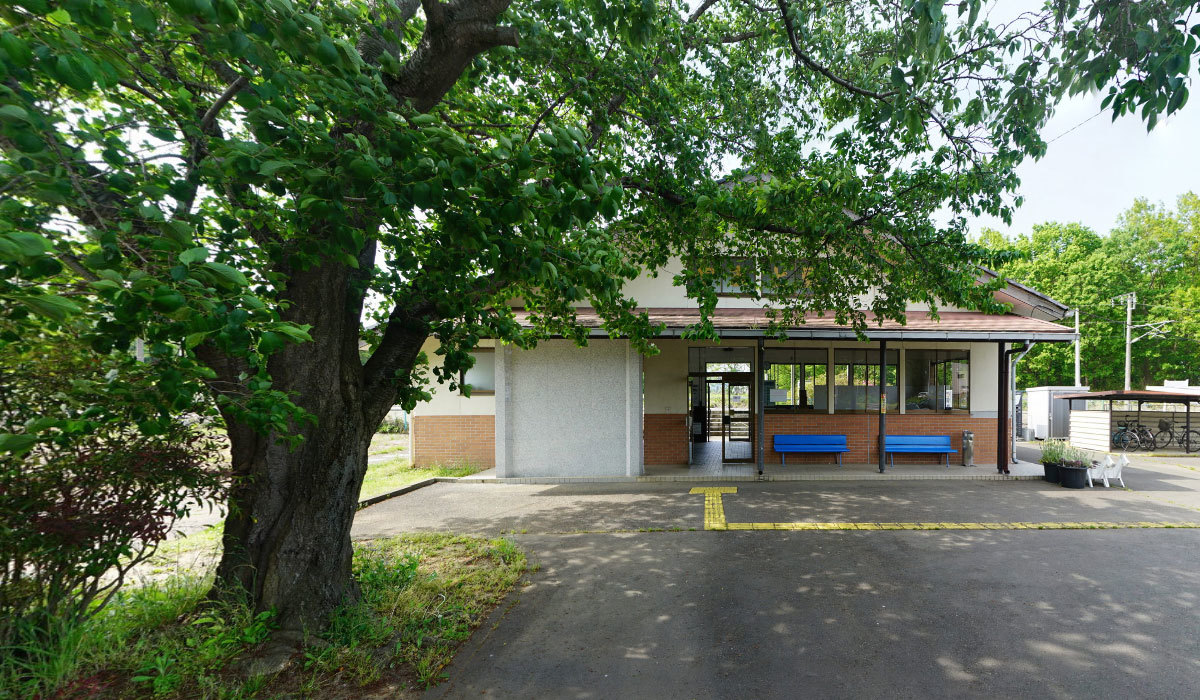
[151,290,187,313]
[25,416,58,432]
[268,323,313,343]
[185,331,211,349]
[316,38,338,65]
[258,160,295,176]
[0,33,33,67]
[90,279,122,291]
[130,4,157,33]
[0,231,53,258]
[257,330,285,354]
[18,294,80,321]
[179,246,209,265]
[138,204,164,221]
[0,433,38,455]
[202,261,249,288]
[0,104,32,123]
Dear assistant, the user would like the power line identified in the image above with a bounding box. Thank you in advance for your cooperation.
[1046,108,1099,142]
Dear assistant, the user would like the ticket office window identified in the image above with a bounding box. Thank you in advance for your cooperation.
[833,349,899,413]
[763,348,828,411]
[904,349,970,412]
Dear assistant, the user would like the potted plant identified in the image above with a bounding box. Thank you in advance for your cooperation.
[1040,439,1066,483]
[1059,445,1089,489]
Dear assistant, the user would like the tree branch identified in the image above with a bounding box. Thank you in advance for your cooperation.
[382,0,518,112]
[775,0,898,101]
[200,76,248,133]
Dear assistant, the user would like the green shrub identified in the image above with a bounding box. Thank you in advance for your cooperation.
[0,332,227,647]
[377,415,409,434]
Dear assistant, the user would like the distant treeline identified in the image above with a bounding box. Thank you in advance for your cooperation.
[979,193,1200,390]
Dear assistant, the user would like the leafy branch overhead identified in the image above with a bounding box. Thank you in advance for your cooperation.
[3,0,1199,632]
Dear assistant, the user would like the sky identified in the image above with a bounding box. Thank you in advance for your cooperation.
[965,68,1200,239]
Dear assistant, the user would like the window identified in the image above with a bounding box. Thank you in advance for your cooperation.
[903,349,969,412]
[460,350,495,395]
[713,257,757,296]
[707,362,751,372]
[710,257,811,298]
[763,348,827,411]
[833,349,899,412]
[688,346,754,373]
[758,261,811,298]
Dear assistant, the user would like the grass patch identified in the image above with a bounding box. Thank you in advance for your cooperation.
[368,433,410,458]
[360,458,483,500]
[0,534,526,699]
[297,534,526,692]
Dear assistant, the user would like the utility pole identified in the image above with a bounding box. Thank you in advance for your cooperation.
[1074,309,1081,387]
[1121,292,1173,391]
[1124,293,1134,391]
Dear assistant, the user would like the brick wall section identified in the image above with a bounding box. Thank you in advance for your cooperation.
[414,412,1008,469]
[764,414,1005,465]
[412,415,495,468]
[644,413,689,465]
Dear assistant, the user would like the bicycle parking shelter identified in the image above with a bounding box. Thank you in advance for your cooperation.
[1058,389,1200,453]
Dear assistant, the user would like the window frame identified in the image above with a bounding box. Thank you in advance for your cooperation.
[762,348,828,412]
[832,348,899,414]
[710,256,812,299]
[713,256,759,297]
[902,348,970,414]
[458,347,496,397]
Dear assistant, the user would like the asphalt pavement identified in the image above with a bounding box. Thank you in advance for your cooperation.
[349,453,1200,699]
[432,529,1200,699]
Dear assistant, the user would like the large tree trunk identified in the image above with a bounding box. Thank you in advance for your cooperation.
[205,257,428,632]
[198,0,517,634]
[215,396,376,630]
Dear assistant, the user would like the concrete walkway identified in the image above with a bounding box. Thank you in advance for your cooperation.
[353,475,1200,539]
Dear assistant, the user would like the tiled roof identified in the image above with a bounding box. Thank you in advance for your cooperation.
[514,308,1074,338]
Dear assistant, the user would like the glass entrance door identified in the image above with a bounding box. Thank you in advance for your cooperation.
[722,375,754,462]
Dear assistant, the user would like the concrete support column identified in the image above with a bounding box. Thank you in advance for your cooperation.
[756,337,765,476]
[494,344,514,477]
[878,339,887,474]
[997,341,1008,473]
[625,341,644,477]
[826,346,835,415]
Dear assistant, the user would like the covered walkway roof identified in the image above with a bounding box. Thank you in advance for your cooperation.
[519,308,1077,342]
[1056,389,1200,405]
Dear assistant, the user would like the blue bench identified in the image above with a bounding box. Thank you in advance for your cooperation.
[774,434,850,466]
[883,435,957,468]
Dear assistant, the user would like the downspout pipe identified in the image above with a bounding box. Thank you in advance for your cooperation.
[1009,341,1035,464]
[999,342,1030,473]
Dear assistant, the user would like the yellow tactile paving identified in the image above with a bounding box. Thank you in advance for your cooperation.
[689,488,1200,533]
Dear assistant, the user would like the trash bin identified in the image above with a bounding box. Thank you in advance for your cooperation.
[962,430,975,467]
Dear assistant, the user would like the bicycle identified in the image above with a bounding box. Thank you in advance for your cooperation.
[1111,422,1142,451]
[1153,418,1200,452]
[1121,422,1155,449]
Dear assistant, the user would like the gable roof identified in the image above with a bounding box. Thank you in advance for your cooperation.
[977,268,1070,321]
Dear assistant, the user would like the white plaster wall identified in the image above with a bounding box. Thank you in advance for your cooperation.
[968,342,999,414]
[644,340,688,414]
[505,339,642,477]
[411,338,496,417]
[615,257,970,312]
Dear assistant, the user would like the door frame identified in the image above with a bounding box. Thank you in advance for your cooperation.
[690,370,755,463]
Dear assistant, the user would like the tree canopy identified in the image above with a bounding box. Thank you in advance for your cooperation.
[979,193,1200,390]
[4,0,1200,632]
